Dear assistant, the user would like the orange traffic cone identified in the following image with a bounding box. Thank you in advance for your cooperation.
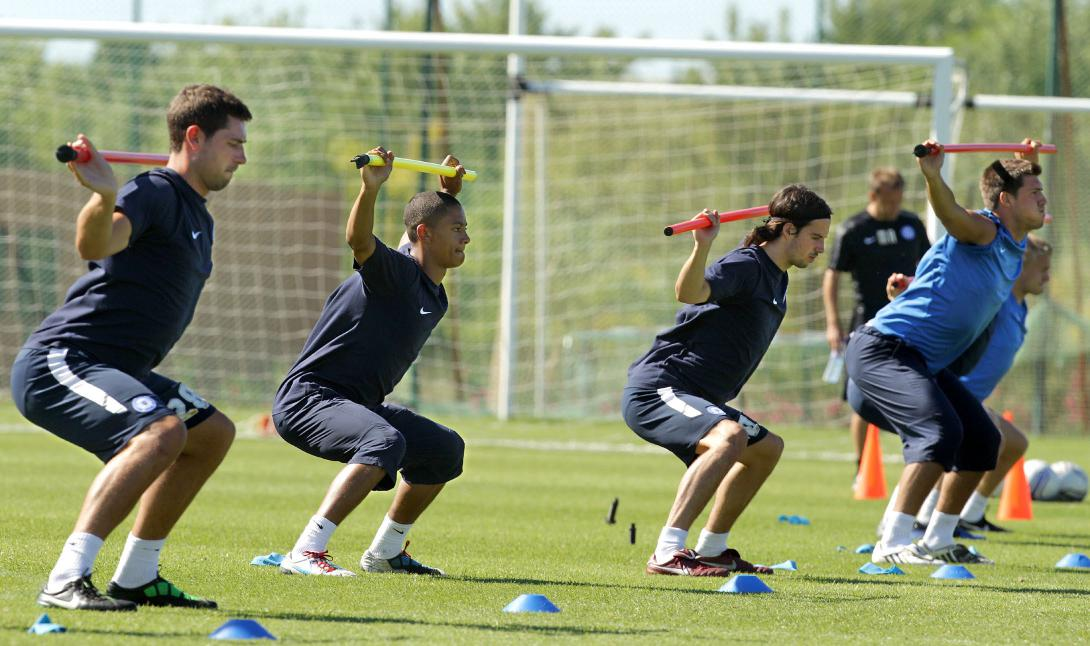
[997,455,1033,521]
[854,424,888,500]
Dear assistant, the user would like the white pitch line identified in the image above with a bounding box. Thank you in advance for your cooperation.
[0,423,901,464]
[465,437,901,464]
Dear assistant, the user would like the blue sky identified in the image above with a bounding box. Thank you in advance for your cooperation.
[1,0,820,42]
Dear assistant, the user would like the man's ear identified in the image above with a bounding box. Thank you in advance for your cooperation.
[416,222,429,242]
[784,222,799,238]
[184,124,204,153]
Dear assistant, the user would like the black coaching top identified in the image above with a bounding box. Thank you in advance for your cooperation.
[827,210,930,328]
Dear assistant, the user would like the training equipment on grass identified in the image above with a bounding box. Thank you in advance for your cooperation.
[250,552,285,566]
[27,614,65,635]
[854,424,888,500]
[719,574,773,594]
[997,455,1033,520]
[912,142,1058,158]
[1024,458,1061,501]
[55,143,168,166]
[1049,461,1088,502]
[777,514,810,525]
[209,619,276,640]
[858,563,904,575]
[855,544,875,554]
[1055,552,1090,569]
[931,564,975,580]
[663,205,769,237]
[350,153,479,182]
[606,498,618,524]
[503,594,561,613]
[629,523,636,545]
[769,560,798,571]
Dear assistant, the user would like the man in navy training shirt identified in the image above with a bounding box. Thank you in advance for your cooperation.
[274,147,468,577]
[623,185,832,576]
[881,235,1051,535]
[10,85,250,610]
[846,138,1045,566]
[822,168,929,474]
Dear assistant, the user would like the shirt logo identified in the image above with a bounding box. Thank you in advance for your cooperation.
[706,406,726,416]
[131,396,158,413]
[876,229,898,246]
[863,236,876,245]
[191,231,202,239]
[900,225,916,240]
[419,307,432,315]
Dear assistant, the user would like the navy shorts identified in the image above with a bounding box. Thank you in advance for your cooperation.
[621,384,770,466]
[845,326,1000,471]
[10,346,217,462]
[272,380,464,491]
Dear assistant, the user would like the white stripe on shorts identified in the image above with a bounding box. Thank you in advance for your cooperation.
[46,349,128,414]
[656,386,702,418]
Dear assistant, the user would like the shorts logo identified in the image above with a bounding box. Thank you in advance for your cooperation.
[706,406,726,416]
[738,414,761,438]
[131,396,158,413]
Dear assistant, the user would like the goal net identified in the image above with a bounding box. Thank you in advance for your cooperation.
[0,22,958,429]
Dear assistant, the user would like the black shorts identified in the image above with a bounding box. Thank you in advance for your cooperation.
[272,380,464,491]
[621,384,770,466]
[10,346,217,462]
[845,327,1000,471]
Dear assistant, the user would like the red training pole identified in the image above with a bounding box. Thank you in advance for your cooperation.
[55,143,168,166]
[913,142,1058,158]
[663,205,770,237]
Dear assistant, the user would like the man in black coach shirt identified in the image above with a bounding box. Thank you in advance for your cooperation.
[12,85,250,611]
[822,168,929,473]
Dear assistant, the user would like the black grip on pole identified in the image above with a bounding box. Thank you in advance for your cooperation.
[629,523,636,545]
[663,226,675,237]
[350,153,371,168]
[55,144,77,163]
[912,144,931,158]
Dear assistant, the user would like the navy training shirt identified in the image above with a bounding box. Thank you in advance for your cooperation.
[627,245,787,405]
[275,237,448,408]
[25,168,213,378]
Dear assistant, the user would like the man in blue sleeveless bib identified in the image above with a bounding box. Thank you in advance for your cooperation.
[624,185,832,576]
[846,138,1046,566]
[876,235,1051,537]
[272,148,468,578]
[10,85,251,610]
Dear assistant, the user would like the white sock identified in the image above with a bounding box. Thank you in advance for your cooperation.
[292,515,337,555]
[876,485,901,535]
[921,512,959,550]
[47,532,104,591]
[915,488,939,525]
[111,534,166,588]
[960,491,989,523]
[367,515,412,559]
[653,526,688,563]
[694,529,729,557]
[881,512,915,549]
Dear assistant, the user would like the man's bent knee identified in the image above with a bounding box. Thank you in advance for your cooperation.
[126,416,187,465]
[697,420,746,456]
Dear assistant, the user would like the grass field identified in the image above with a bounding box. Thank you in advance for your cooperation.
[1,406,1088,644]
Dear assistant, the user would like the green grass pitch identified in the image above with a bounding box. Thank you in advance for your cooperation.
[1,407,1088,644]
